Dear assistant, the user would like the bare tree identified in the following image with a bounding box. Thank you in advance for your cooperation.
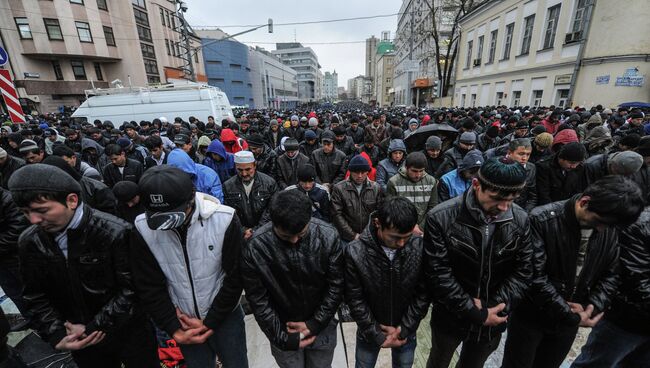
[421,0,477,98]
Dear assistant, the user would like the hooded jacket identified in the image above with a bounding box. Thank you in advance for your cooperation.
[376,140,406,190]
[131,193,243,334]
[344,152,377,182]
[551,129,579,153]
[81,138,106,175]
[345,222,429,345]
[168,149,224,202]
[386,167,439,228]
[203,140,236,184]
[220,129,245,154]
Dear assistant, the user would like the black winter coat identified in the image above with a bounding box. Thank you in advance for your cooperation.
[516,198,620,328]
[264,128,284,149]
[435,146,465,178]
[514,163,537,212]
[311,148,347,185]
[223,172,277,229]
[423,189,533,339]
[345,224,429,345]
[274,153,311,190]
[80,176,117,215]
[334,135,355,157]
[346,126,365,145]
[608,207,650,334]
[241,219,344,351]
[330,179,384,242]
[535,155,588,206]
[0,189,29,266]
[255,146,277,177]
[0,155,25,190]
[18,205,139,347]
[102,158,144,188]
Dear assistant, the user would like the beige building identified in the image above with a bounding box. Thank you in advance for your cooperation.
[375,51,395,107]
[0,0,206,113]
[454,0,650,109]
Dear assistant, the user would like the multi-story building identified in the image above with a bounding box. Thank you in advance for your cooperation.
[453,0,650,108]
[347,75,372,103]
[248,46,298,109]
[376,50,395,107]
[365,36,378,79]
[323,70,338,101]
[0,0,206,112]
[393,0,457,106]
[197,29,253,108]
[272,43,321,102]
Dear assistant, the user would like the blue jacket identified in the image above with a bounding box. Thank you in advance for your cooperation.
[203,140,236,184]
[168,149,224,202]
[439,169,471,203]
[376,139,407,190]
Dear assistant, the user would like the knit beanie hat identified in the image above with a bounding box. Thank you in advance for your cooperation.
[283,138,299,151]
[531,125,547,135]
[534,132,553,148]
[297,164,317,182]
[246,134,265,147]
[112,181,139,202]
[348,155,371,172]
[478,157,527,191]
[608,151,643,176]
[9,164,81,195]
[18,139,39,153]
[459,131,477,144]
[558,142,587,162]
[458,149,484,172]
[425,136,442,150]
[486,125,500,139]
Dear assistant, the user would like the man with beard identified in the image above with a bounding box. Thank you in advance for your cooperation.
[246,134,277,176]
[223,151,277,241]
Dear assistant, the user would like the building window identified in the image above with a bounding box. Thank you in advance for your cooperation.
[230,64,241,69]
[512,90,521,106]
[75,21,93,43]
[14,18,32,39]
[175,42,181,56]
[159,8,165,26]
[147,75,160,84]
[502,23,514,60]
[140,43,155,58]
[132,0,146,8]
[465,40,473,68]
[470,94,477,107]
[94,62,103,80]
[71,60,86,80]
[556,89,569,108]
[194,52,199,63]
[165,10,172,29]
[143,59,158,75]
[170,13,176,29]
[165,39,171,55]
[43,18,63,40]
[476,35,484,65]
[70,0,84,4]
[495,91,503,105]
[521,15,535,54]
[543,4,561,49]
[103,26,115,46]
[137,25,152,42]
[460,94,466,106]
[133,8,149,26]
[572,0,588,34]
[97,0,108,11]
[488,30,497,63]
[232,80,244,85]
[52,61,64,80]
[532,90,543,106]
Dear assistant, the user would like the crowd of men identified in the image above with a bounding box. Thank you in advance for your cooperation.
[0,103,649,368]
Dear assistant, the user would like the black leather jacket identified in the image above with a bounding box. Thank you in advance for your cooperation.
[0,188,28,264]
[608,207,650,334]
[255,145,277,177]
[535,154,588,206]
[223,172,277,229]
[80,177,117,215]
[241,219,344,351]
[0,155,25,190]
[517,197,620,328]
[311,148,347,185]
[274,152,311,190]
[330,179,384,242]
[423,189,533,339]
[514,163,537,212]
[345,223,429,345]
[18,205,138,347]
[102,158,143,188]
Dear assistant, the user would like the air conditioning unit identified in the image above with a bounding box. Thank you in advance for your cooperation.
[564,31,582,44]
[473,58,481,67]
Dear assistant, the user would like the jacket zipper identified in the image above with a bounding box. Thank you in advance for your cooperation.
[175,229,201,318]
[485,224,493,341]
[570,236,592,301]
[389,262,394,326]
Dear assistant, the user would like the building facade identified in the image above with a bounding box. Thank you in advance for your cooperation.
[365,36,378,79]
[272,43,321,102]
[0,0,205,113]
[248,46,298,109]
[454,0,650,108]
[376,51,395,107]
[322,70,338,101]
[198,30,253,108]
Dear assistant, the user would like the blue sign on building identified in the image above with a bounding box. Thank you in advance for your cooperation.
[0,46,9,66]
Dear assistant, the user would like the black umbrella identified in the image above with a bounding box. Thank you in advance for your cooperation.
[404,123,458,151]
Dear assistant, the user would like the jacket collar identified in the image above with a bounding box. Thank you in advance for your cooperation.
[461,187,513,226]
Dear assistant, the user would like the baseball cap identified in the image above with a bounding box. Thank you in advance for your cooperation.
[173,134,190,145]
[139,166,195,230]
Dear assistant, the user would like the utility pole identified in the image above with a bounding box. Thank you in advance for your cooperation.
[176,0,195,81]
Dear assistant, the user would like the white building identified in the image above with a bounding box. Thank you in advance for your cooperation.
[454,0,650,108]
[323,70,338,101]
[272,43,322,102]
[248,46,298,109]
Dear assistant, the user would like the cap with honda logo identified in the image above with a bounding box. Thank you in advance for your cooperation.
[139,165,195,230]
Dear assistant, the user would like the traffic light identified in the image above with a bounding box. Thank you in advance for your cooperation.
[433,80,439,98]
[268,18,273,33]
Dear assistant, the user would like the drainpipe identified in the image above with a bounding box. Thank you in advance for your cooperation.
[566,0,597,107]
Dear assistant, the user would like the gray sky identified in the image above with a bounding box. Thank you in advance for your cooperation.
[185,0,400,87]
